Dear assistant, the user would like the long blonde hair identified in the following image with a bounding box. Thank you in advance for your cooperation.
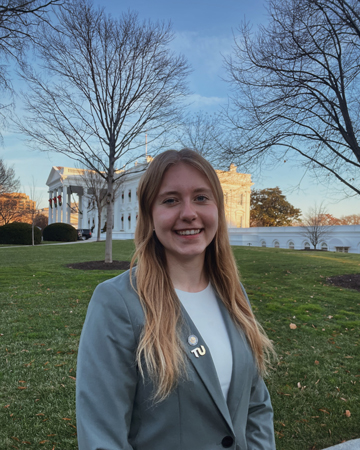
[130,149,274,401]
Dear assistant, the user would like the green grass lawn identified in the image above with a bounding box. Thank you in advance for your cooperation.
[0,241,72,247]
[0,242,359,450]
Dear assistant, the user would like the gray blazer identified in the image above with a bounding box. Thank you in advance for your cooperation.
[76,270,276,450]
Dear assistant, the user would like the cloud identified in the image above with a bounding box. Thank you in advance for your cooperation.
[187,93,226,110]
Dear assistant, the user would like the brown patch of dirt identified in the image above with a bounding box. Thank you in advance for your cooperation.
[327,273,360,292]
[66,260,132,271]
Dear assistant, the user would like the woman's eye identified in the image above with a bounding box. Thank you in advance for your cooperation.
[196,195,207,202]
[163,198,176,204]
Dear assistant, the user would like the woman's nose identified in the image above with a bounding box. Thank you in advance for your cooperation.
[179,200,197,221]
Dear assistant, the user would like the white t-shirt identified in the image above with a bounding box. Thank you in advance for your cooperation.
[175,283,233,400]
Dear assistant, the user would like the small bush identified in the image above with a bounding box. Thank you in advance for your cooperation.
[43,223,77,242]
[0,222,41,245]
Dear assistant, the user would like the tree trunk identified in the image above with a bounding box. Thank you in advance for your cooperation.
[105,175,114,263]
[97,206,102,242]
[32,219,35,246]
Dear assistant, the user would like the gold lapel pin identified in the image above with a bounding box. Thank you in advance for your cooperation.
[188,334,198,346]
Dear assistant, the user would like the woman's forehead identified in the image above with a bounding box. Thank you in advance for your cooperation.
[159,162,211,189]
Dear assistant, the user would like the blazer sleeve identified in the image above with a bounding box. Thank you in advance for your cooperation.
[76,281,138,450]
[246,372,276,450]
[241,283,276,450]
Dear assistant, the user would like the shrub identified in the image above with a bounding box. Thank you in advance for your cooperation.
[43,223,78,242]
[0,222,41,245]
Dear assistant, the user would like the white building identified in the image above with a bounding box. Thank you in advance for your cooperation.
[46,161,359,253]
[46,159,253,238]
[228,225,360,253]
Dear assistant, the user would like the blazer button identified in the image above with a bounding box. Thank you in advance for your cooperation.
[221,436,234,448]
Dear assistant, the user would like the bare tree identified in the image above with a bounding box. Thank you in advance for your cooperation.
[178,112,222,166]
[27,178,44,245]
[300,203,333,249]
[0,158,19,194]
[224,0,360,196]
[18,0,190,262]
[0,0,61,131]
[78,164,123,242]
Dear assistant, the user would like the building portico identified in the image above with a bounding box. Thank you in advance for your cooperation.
[47,167,91,229]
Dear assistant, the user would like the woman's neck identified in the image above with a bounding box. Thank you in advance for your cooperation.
[166,254,208,293]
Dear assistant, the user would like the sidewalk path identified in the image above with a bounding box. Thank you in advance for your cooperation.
[0,240,98,249]
[324,439,360,450]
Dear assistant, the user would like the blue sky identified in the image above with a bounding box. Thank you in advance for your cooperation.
[1,0,359,217]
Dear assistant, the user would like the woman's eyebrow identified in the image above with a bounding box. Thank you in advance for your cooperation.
[157,190,180,197]
[158,187,213,197]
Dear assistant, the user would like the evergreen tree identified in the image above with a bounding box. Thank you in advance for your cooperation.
[250,187,301,227]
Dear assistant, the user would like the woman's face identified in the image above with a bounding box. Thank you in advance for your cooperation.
[152,162,218,266]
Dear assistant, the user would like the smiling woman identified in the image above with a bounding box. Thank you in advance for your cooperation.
[152,162,218,280]
[76,149,276,450]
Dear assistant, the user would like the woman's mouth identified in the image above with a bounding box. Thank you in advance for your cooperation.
[175,229,202,236]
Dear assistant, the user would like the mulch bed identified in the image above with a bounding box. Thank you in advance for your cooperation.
[327,273,360,292]
[66,260,132,271]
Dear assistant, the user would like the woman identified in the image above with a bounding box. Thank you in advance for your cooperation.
[76,149,276,450]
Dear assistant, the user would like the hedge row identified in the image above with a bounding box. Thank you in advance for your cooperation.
[0,222,78,245]
[0,222,41,245]
[43,223,77,242]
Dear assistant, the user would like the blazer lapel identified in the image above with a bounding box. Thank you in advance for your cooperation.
[180,305,235,434]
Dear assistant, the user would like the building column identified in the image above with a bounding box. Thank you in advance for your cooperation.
[92,205,98,235]
[67,190,71,224]
[62,185,67,224]
[244,190,250,228]
[53,188,57,222]
[52,189,57,223]
[78,193,82,228]
[48,191,52,224]
[57,188,62,222]
[114,196,120,232]
[82,195,88,229]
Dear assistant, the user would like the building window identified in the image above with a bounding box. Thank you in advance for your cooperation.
[128,190,131,202]
[304,242,310,250]
[261,241,266,247]
[288,241,294,249]
[321,242,328,251]
[335,247,349,253]
[274,241,280,248]
[121,191,124,203]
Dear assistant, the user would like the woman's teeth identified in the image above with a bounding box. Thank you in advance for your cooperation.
[177,229,201,236]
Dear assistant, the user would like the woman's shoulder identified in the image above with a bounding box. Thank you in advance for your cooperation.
[90,268,144,320]
[97,267,135,292]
